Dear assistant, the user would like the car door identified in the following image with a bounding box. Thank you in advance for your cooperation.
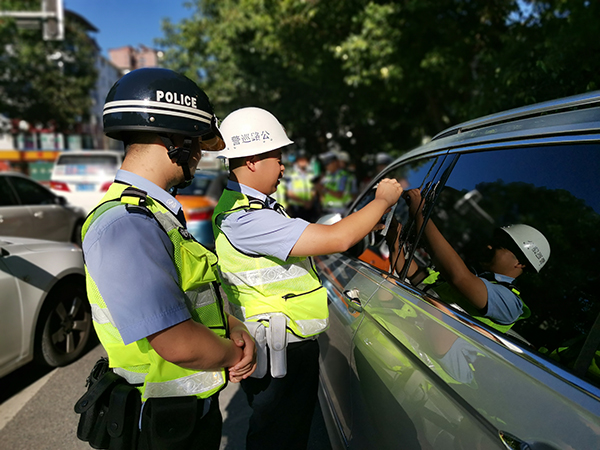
[0,244,24,373]
[316,150,454,448]
[8,175,73,242]
[348,140,600,449]
[0,175,34,238]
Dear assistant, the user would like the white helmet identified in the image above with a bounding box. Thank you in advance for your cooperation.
[216,107,293,159]
[500,224,550,272]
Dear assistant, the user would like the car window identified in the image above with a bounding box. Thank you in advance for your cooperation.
[406,143,600,387]
[8,176,56,205]
[0,176,19,206]
[351,152,456,273]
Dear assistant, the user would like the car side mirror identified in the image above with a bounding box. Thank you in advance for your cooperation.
[55,195,67,206]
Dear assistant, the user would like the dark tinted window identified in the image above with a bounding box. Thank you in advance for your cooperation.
[9,176,56,205]
[0,176,18,206]
[410,144,600,386]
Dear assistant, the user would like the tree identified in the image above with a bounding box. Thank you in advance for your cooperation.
[157,0,599,162]
[0,0,97,131]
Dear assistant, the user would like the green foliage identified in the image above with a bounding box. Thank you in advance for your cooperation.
[0,0,97,130]
[157,0,600,159]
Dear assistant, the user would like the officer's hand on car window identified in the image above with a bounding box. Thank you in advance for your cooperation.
[375,178,404,209]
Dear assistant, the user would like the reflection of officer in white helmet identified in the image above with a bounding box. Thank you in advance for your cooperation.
[81,68,256,450]
[212,106,403,450]
[390,189,550,333]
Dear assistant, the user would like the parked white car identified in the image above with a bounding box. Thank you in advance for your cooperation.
[50,150,122,214]
[0,236,93,378]
[0,172,86,246]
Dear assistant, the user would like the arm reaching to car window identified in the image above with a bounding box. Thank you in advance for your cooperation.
[290,178,403,257]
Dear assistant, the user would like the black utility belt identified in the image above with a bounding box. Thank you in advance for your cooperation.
[74,357,141,450]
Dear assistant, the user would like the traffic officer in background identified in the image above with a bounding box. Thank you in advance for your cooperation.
[286,149,318,221]
[212,106,403,450]
[82,68,256,450]
[317,150,354,214]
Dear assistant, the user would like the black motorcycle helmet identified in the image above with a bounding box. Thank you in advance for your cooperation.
[103,68,224,187]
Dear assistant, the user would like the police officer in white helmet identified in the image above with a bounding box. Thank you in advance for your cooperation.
[212,107,403,450]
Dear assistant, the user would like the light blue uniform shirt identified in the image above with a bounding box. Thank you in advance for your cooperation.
[83,170,192,345]
[481,273,523,324]
[219,180,310,261]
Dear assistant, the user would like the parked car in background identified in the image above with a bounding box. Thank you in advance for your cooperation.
[316,91,600,449]
[0,172,86,246]
[0,236,93,378]
[50,150,122,214]
[177,169,228,249]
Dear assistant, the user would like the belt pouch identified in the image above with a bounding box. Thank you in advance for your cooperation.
[141,396,198,450]
[269,313,288,378]
[74,357,141,450]
[75,371,123,448]
[105,383,142,450]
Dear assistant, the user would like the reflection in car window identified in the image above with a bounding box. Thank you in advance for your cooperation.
[9,176,55,205]
[409,144,600,387]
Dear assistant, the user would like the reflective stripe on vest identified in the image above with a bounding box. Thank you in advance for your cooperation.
[83,182,228,400]
[213,189,329,338]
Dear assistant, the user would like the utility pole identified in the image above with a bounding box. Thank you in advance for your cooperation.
[0,0,64,41]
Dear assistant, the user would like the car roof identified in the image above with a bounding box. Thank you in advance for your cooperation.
[391,90,600,165]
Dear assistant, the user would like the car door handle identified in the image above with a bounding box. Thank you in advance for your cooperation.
[499,430,559,450]
[343,288,363,313]
[0,215,3,223]
[34,211,44,218]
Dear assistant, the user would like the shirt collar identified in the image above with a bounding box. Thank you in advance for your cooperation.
[490,272,516,283]
[115,169,183,215]
[226,179,278,209]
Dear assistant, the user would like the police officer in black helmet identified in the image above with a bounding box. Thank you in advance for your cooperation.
[82,68,257,450]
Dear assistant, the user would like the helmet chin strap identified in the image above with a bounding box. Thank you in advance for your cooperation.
[159,135,194,194]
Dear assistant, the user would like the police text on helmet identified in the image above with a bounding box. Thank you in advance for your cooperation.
[156,90,197,108]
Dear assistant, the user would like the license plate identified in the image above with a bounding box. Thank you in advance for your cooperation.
[77,184,95,191]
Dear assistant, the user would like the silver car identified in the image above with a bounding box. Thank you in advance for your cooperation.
[0,172,86,246]
[0,236,93,378]
[316,91,600,449]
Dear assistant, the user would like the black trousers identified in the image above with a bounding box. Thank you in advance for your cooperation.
[137,394,222,450]
[241,339,320,450]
